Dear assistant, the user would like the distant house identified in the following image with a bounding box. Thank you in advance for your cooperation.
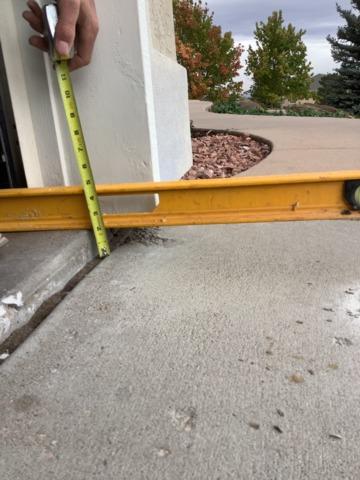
[282,74,326,107]
[310,74,325,93]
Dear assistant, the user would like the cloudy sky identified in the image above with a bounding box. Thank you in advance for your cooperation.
[205,0,351,90]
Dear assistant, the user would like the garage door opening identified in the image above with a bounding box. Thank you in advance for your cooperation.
[0,45,26,189]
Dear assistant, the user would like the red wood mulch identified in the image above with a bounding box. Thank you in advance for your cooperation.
[183,132,271,180]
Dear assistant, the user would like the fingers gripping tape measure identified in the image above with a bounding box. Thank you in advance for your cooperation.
[43,3,110,258]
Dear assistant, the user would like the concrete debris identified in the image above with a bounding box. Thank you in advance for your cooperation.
[289,374,305,384]
[156,448,171,458]
[345,289,355,295]
[0,233,8,247]
[0,293,24,341]
[169,407,197,433]
[273,425,283,434]
[334,337,353,347]
[1,291,24,308]
[0,305,11,338]
[249,422,260,430]
[0,234,8,248]
[0,351,10,361]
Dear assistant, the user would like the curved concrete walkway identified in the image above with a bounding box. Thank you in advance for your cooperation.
[190,100,360,175]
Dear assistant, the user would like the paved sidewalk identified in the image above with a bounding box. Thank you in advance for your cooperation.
[190,100,360,175]
[1,223,360,479]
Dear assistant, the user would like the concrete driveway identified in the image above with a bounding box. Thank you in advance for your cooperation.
[190,100,360,175]
[1,107,360,479]
[1,223,360,479]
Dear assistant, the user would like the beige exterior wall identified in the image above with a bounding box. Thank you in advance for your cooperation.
[149,0,177,60]
[148,0,192,181]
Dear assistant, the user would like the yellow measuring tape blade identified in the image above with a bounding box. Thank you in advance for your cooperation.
[55,61,110,258]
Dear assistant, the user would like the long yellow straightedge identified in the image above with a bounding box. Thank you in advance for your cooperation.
[1,171,360,232]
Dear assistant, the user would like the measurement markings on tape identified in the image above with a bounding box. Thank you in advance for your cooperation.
[44,3,110,258]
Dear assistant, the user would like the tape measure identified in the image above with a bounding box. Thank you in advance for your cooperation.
[44,3,110,258]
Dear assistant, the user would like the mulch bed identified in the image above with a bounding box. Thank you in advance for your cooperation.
[183,131,271,180]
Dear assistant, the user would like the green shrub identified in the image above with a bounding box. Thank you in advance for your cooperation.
[211,100,350,118]
[285,107,349,118]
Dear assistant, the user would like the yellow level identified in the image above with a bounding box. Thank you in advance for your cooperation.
[1,171,360,232]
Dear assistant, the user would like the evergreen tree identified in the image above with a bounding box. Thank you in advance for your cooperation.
[327,1,360,114]
[246,11,312,107]
[173,0,243,101]
[317,73,344,107]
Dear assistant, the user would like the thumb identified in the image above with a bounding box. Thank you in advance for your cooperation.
[55,0,80,57]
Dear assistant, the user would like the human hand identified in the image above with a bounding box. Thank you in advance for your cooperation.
[22,0,99,70]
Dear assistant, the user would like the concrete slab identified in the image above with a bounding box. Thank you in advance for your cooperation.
[1,223,360,479]
[190,100,360,175]
[0,231,97,346]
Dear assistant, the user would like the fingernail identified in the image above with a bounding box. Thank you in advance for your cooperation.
[56,40,70,56]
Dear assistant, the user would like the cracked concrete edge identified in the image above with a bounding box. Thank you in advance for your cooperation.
[0,228,161,351]
[0,232,100,347]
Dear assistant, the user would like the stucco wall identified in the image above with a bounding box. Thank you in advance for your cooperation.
[151,51,192,180]
[148,0,177,60]
[148,0,192,180]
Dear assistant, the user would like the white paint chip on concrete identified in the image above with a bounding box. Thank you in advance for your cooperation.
[2,291,24,308]
[0,292,23,338]
[0,305,11,337]
[0,352,10,361]
[0,234,8,248]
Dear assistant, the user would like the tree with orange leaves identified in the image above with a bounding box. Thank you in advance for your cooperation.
[173,0,244,101]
